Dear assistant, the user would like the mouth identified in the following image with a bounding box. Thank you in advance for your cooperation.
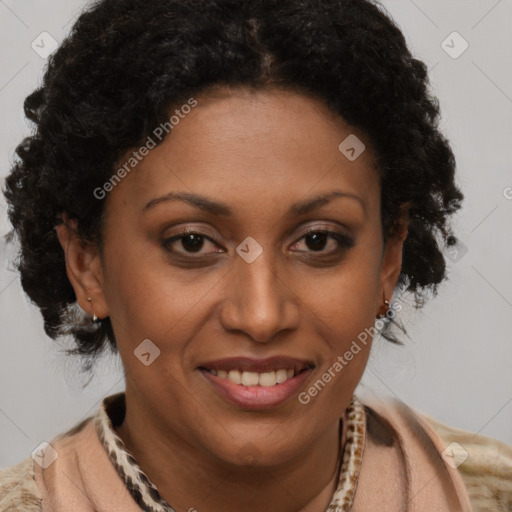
[197,356,315,409]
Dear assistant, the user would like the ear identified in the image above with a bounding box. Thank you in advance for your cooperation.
[54,212,109,320]
[376,202,410,317]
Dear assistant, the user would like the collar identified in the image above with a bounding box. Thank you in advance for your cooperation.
[94,392,367,512]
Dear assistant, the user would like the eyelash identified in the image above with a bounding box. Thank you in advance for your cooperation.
[162,227,355,258]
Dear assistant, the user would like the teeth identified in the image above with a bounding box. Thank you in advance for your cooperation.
[227,370,242,384]
[275,369,288,384]
[241,371,259,386]
[210,368,298,386]
[259,371,277,387]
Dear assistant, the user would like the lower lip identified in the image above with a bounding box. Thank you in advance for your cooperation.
[199,368,313,410]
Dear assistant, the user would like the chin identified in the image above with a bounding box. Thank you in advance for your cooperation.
[204,432,304,470]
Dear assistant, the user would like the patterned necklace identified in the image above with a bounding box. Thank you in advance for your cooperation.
[95,393,367,512]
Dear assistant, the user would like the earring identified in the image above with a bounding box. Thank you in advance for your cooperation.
[87,297,98,322]
[377,294,390,319]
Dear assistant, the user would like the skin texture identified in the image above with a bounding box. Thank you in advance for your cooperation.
[56,86,408,512]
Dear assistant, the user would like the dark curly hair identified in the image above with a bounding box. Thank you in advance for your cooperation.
[2,0,463,374]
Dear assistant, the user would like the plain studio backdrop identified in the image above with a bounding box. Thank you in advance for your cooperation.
[1,0,511,468]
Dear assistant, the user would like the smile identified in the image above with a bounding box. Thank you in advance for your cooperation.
[198,356,315,409]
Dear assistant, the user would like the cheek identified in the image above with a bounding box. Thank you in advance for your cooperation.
[306,250,381,326]
[300,242,382,380]
[102,240,221,363]
[302,273,376,415]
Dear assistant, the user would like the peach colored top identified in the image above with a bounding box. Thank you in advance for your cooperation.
[2,392,512,511]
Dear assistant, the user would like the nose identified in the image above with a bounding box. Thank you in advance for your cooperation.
[219,250,300,343]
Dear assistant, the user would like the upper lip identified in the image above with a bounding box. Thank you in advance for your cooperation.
[198,356,315,373]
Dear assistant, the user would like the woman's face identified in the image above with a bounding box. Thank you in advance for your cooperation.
[61,86,406,466]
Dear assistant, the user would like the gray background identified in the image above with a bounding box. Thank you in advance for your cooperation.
[1,0,511,468]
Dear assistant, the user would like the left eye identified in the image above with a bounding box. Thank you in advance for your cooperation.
[290,230,354,253]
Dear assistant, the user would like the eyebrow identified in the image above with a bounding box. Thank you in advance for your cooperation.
[143,190,366,217]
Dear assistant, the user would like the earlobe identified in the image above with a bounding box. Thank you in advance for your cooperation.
[54,212,109,320]
[376,205,410,318]
[376,237,405,318]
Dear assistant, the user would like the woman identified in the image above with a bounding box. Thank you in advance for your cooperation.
[1,0,511,510]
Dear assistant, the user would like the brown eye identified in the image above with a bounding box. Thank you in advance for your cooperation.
[304,231,329,251]
[162,231,221,255]
[177,233,205,252]
[291,230,354,254]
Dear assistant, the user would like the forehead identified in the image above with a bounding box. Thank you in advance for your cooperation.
[105,87,380,223]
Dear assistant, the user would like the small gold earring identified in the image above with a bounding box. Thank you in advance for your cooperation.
[377,293,390,319]
[86,297,98,322]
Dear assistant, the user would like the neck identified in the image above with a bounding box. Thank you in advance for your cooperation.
[115,388,346,512]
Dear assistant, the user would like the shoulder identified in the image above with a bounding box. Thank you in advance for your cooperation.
[420,412,512,512]
[0,456,42,511]
[0,416,94,512]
